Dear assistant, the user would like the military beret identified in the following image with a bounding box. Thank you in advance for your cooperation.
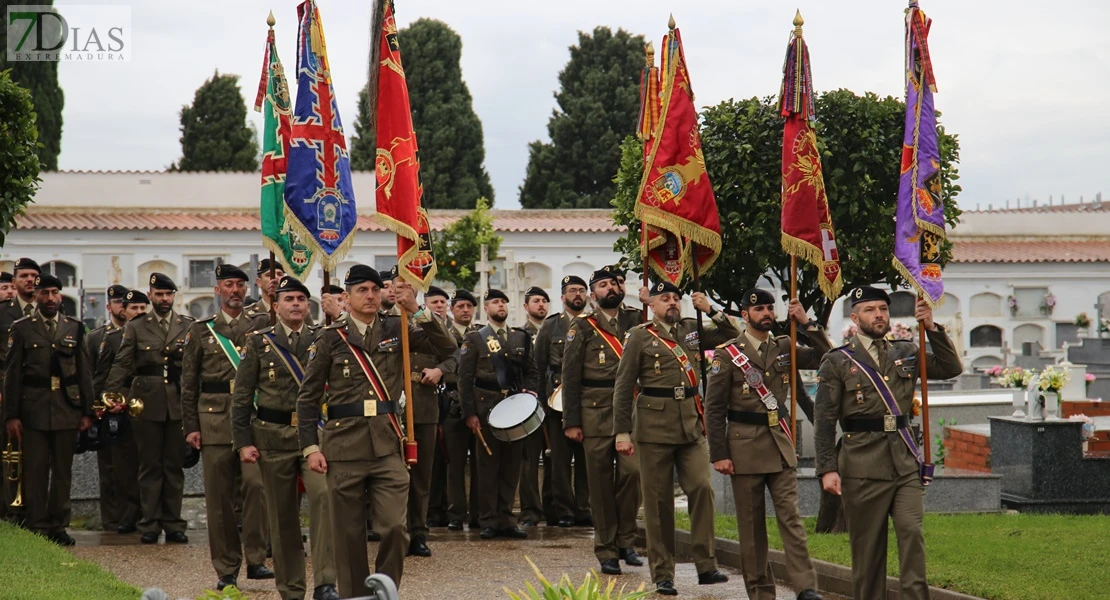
[257,258,284,276]
[524,286,549,302]
[215,264,249,281]
[34,274,63,290]
[380,266,399,282]
[589,267,621,286]
[0,272,12,284]
[741,288,776,308]
[123,290,149,305]
[484,288,509,303]
[107,284,129,301]
[183,444,201,469]
[326,284,345,295]
[650,281,682,297]
[346,264,384,288]
[13,258,40,274]
[560,275,588,291]
[148,272,178,291]
[276,275,311,299]
[850,286,892,306]
[452,289,477,306]
[425,285,449,300]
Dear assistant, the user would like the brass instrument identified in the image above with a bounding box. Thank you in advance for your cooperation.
[95,392,144,418]
[2,440,21,507]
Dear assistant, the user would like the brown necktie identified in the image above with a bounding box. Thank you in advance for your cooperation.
[497,328,507,344]
[23,304,33,317]
[290,330,300,349]
[229,318,239,331]
[160,318,170,336]
[46,318,56,338]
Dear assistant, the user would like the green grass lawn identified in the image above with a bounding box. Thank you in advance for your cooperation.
[0,521,140,600]
[676,512,1110,600]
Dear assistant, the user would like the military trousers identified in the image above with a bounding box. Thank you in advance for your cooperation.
[637,437,717,583]
[132,418,186,535]
[427,423,449,525]
[327,453,409,597]
[731,469,817,600]
[199,443,268,577]
[443,413,479,526]
[547,411,590,522]
[842,471,928,600]
[406,422,437,539]
[581,435,640,561]
[518,425,547,523]
[22,427,77,534]
[258,445,335,600]
[96,445,118,529]
[109,421,141,529]
[477,421,522,530]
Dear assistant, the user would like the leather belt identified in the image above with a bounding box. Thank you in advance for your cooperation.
[201,381,233,394]
[641,386,697,400]
[727,409,779,426]
[475,379,508,394]
[843,414,910,433]
[256,406,297,427]
[135,365,164,376]
[442,382,458,391]
[327,401,398,419]
[582,378,616,388]
[22,374,76,389]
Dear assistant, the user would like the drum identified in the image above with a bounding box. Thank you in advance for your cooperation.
[547,385,564,412]
[487,393,546,442]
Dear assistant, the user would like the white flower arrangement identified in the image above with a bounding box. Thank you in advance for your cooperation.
[997,366,1034,389]
[1037,365,1071,393]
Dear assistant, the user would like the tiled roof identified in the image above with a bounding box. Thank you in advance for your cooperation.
[965,201,1109,214]
[952,240,1110,263]
[14,208,623,233]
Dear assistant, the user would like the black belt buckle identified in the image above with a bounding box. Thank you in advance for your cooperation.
[883,414,897,432]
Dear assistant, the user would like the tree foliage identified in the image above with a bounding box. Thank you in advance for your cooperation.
[519,26,646,209]
[432,198,501,291]
[0,69,43,246]
[171,70,258,172]
[612,90,962,325]
[0,0,64,170]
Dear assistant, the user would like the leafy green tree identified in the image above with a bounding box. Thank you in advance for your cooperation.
[611,90,962,326]
[0,69,43,245]
[170,70,258,171]
[519,26,646,209]
[0,0,64,170]
[432,198,501,291]
[349,19,493,209]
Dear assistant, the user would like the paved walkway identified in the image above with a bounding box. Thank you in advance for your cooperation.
[70,526,802,599]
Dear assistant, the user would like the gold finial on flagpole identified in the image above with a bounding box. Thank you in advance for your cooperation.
[793,9,804,36]
[266,10,276,28]
[668,14,676,31]
[645,41,655,66]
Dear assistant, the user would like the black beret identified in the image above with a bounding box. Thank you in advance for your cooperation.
[741,288,776,308]
[107,285,129,301]
[561,275,588,290]
[524,286,549,302]
[276,275,311,299]
[0,272,12,284]
[452,289,477,306]
[148,272,178,291]
[425,285,449,300]
[649,281,682,297]
[380,266,399,282]
[13,258,40,274]
[326,284,345,295]
[589,267,621,286]
[183,444,201,469]
[346,264,384,288]
[257,258,284,276]
[123,290,149,305]
[34,274,63,290]
[850,286,892,306]
[215,264,249,281]
[484,289,509,303]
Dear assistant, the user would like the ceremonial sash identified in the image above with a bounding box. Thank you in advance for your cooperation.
[643,325,705,434]
[335,329,405,441]
[205,322,241,369]
[584,317,624,359]
[837,348,934,485]
[262,332,305,385]
[721,344,793,444]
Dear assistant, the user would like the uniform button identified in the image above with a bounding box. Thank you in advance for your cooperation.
[164,379,169,384]
[884,376,890,381]
[207,407,213,412]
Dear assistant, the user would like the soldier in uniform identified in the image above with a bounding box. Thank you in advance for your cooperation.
[517,286,551,527]
[105,274,193,545]
[443,290,481,531]
[459,289,540,540]
[296,265,455,596]
[379,268,399,315]
[181,264,273,590]
[232,276,338,600]
[705,289,831,600]
[320,284,348,322]
[0,272,15,301]
[244,257,284,322]
[815,286,962,600]
[3,274,95,545]
[613,282,735,596]
[562,267,644,575]
[424,287,452,529]
[0,259,40,519]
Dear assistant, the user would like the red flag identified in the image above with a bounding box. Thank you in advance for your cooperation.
[778,14,842,299]
[635,25,721,285]
[370,0,436,290]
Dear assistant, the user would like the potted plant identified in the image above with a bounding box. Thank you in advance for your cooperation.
[1007,295,1019,316]
[1076,312,1092,337]
[1040,293,1056,316]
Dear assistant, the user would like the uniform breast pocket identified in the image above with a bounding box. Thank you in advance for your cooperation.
[636,396,665,412]
[56,338,78,357]
[894,357,918,379]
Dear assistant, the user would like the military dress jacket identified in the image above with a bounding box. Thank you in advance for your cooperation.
[87,323,121,397]
[0,298,33,385]
[533,312,576,403]
[704,329,832,474]
[613,313,739,445]
[814,328,963,481]
[458,326,541,422]
[244,299,315,327]
[296,310,455,461]
[561,307,642,437]
[105,311,193,423]
[3,314,94,431]
[408,315,456,425]
[92,327,126,398]
[181,314,260,445]
[231,324,318,452]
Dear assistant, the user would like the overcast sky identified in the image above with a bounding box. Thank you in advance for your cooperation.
[55,0,1108,211]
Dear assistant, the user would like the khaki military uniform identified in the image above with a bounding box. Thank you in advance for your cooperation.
[244,298,315,328]
[814,328,962,600]
[613,312,739,583]
[296,310,454,597]
[517,319,547,523]
[181,311,269,578]
[90,324,141,531]
[0,296,34,517]
[87,323,120,529]
[443,321,481,527]
[232,322,335,600]
[405,315,452,541]
[458,325,540,531]
[105,311,192,537]
[3,312,94,535]
[704,328,832,599]
[562,306,643,562]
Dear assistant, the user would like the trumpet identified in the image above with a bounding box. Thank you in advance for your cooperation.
[95,392,144,418]
[2,440,21,508]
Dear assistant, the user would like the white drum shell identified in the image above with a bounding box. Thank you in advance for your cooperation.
[487,393,546,442]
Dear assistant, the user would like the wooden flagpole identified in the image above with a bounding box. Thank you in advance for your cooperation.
[789,255,799,454]
[322,270,332,325]
[918,295,931,463]
[400,305,417,464]
[268,251,277,326]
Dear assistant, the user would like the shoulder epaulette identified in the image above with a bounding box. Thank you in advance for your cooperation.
[251,326,274,336]
[633,322,651,329]
[325,321,346,330]
[545,312,561,321]
[181,315,197,322]
[198,315,217,323]
[308,324,322,332]
[106,327,124,337]
[11,315,30,326]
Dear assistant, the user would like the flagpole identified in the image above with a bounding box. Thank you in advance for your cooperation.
[268,251,277,326]
[789,255,798,453]
[918,295,931,464]
[322,270,332,326]
[400,306,417,464]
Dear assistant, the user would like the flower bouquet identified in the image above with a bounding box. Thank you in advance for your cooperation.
[1075,312,1092,328]
[886,321,915,342]
[1038,365,1071,394]
[1040,293,1056,316]
[1007,295,1019,316]
[998,367,1033,389]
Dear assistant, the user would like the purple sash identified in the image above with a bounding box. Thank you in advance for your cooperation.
[838,348,934,486]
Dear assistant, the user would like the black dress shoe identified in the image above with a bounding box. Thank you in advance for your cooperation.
[247,564,275,580]
[447,520,463,531]
[367,530,382,542]
[556,517,575,528]
[619,547,644,566]
[140,532,159,544]
[499,526,528,539]
[49,531,76,546]
[216,576,237,591]
[407,535,432,557]
[313,584,340,600]
[599,558,621,575]
[165,532,188,544]
[426,518,448,528]
[655,580,678,596]
[479,527,497,539]
[575,515,594,527]
[797,589,824,600]
[266,543,273,558]
[697,569,729,585]
[520,519,536,528]
[116,523,137,534]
